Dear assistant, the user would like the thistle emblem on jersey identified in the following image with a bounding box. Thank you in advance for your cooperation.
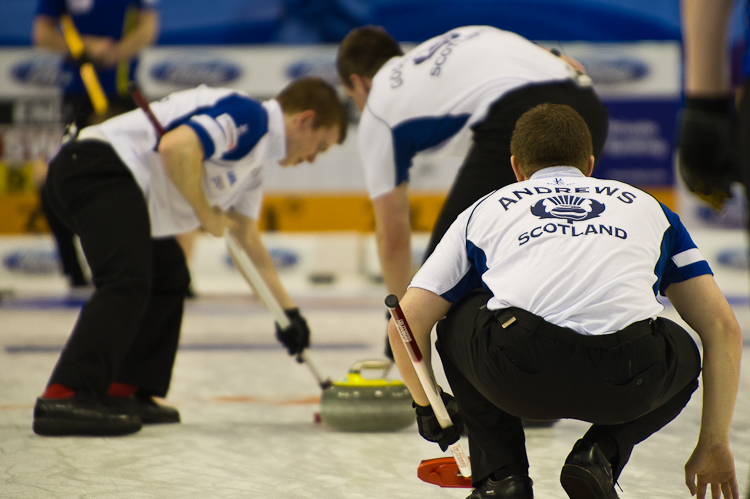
[530,195,605,223]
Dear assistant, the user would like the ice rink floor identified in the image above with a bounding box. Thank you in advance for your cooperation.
[3,227,750,498]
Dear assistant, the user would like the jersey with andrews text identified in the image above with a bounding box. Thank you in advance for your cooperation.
[409,167,713,335]
[360,25,581,199]
[91,85,285,237]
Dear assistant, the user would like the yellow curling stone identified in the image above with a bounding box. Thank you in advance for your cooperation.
[320,360,414,432]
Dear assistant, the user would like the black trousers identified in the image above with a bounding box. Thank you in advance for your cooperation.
[41,93,139,287]
[436,290,701,486]
[424,81,609,258]
[43,140,190,398]
[41,188,88,287]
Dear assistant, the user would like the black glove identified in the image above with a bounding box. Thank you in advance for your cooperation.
[384,309,394,361]
[275,308,310,356]
[677,96,739,210]
[414,391,465,452]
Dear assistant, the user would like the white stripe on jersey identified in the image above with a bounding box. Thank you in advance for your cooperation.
[672,248,705,268]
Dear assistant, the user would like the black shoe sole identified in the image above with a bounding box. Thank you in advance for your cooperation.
[33,418,142,436]
[560,464,612,499]
[141,413,180,424]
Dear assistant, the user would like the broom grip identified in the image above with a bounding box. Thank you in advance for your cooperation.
[385,294,471,478]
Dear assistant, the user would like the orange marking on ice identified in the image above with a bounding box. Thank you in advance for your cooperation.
[212,395,321,405]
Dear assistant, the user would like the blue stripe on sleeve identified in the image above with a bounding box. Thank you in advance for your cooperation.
[161,94,266,161]
[678,260,713,280]
[198,95,268,161]
[652,225,676,296]
[391,114,471,187]
[654,202,712,295]
[184,121,215,159]
[440,239,488,303]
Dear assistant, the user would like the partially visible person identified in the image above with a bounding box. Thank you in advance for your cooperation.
[389,104,741,499]
[34,77,348,437]
[33,0,159,130]
[32,0,159,290]
[677,0,741,210]
[337,25,608,358]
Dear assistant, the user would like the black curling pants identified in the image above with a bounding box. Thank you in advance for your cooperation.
[436,290,701,487]
[43,140,190,398]
[424,80,609,259]
[40,188,88,287]
[39,93,140,288]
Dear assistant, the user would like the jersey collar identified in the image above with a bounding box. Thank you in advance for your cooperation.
[262,99,286,163]
[529,166,586,180]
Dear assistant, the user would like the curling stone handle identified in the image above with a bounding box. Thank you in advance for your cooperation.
[349,359,393,375]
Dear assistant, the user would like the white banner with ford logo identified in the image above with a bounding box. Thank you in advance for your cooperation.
[0,42,681,192]
[0,43,680,100]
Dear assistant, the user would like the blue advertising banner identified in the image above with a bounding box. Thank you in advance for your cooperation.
[596,100,679,187]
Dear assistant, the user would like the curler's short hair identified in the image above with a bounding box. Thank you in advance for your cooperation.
[510,103,593,177]
[336,26,403,88]
[276,77,349,144]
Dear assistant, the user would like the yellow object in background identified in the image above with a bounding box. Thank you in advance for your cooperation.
[60,14,109,116]
[0,162,36,194]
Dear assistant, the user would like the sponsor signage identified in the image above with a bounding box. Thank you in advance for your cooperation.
[556,42,680,188]
[0,42,680,190]
[149,58,242,87]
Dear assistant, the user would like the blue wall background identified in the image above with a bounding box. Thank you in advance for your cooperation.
[1,0,683,45]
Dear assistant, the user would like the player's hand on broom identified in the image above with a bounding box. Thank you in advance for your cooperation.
[275,308,311,356]
[414,390,465,451]
[199,206,237,238]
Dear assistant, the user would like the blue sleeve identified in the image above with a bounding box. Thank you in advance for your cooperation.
[36,0,64,17]
[654,203,713,295]
[391,114,471,187]
[186,95,269,161]
[439,239,487,303]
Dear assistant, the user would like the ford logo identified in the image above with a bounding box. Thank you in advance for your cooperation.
[224,247,298,270]
[269,248,299,269]
[717,247,747,270]
[3,249,60,274]
[578,57,649,84]
[12,55,70,87]
[150,58,241,86]
[286,58,339,86]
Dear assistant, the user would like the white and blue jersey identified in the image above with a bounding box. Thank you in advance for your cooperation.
[36,0,158,97]
[89,85,285,237]
[360,26,580,199]
[410,167,712,335]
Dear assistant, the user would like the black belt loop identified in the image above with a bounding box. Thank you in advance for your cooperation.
[494,308,542,338]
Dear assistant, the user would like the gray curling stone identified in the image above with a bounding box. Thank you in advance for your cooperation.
[320,359,414,432]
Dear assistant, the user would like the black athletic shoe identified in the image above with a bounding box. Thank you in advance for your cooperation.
[109,394,180,424]
[560,440,619,499]
[467,475,534,499]
[33,394,142,436]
